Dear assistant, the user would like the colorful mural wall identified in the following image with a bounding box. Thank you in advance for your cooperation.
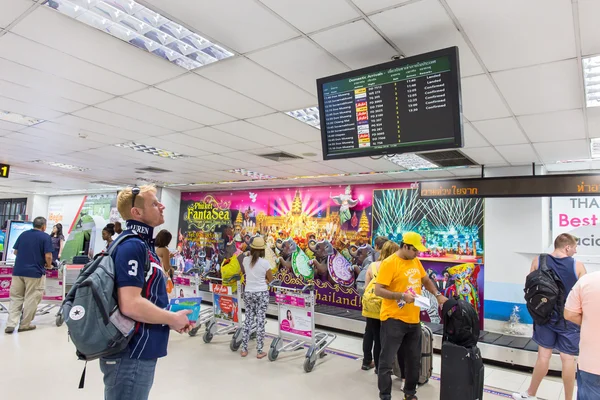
[178,183,484,323]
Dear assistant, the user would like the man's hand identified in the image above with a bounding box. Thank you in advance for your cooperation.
[436,294,449,306]
[400,292,415,304]
[169,309,192,332]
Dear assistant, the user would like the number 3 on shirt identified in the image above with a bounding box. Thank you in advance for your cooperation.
[128,260,138,276]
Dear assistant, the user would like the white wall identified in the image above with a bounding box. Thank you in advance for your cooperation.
[156,188,180,245]
[26,194,49,221]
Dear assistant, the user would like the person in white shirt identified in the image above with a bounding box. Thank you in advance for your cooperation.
[240,236,273,359]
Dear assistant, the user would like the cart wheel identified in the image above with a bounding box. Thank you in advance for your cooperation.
[268,338,280,361]
[319,350,327,358]
[203,330,214,343]
[303,356,316,373]
[55,313,64,327]
[230,330,242,352]
[189,326,200,337]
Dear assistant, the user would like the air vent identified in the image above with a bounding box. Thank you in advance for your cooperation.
[30,180,53,184]
[258,151,303,162]
[136,167,173,173]
[417,150,477,167]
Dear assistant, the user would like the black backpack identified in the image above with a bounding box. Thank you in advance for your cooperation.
[441,296,480,348]
[524,254,565,326]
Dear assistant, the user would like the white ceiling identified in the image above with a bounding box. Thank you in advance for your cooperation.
[0,0,598,195]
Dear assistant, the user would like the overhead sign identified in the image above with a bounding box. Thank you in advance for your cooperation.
[0,163,9,178]
[419,174,600,198]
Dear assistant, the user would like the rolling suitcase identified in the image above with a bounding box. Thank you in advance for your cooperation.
[440,342,484,400]
[393,323,433,385]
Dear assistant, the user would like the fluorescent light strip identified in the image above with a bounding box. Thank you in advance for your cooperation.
[228,168,276,180]
[45,0,234,70]
[286,107,320,129]
[115,142,189,159]
[583,56,600,108]
[384,154,438,170]
[591,138,600,159]
[0,110,44,126]
[31,160,90,171]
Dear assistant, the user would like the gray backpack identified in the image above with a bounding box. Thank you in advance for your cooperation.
[62,233,149,367]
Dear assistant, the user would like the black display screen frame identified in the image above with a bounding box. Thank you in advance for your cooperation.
[317,46,463,161]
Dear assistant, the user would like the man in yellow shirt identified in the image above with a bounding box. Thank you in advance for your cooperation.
[375,232,448,400]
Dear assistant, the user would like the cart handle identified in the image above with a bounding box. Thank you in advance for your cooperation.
[268,281,314,294]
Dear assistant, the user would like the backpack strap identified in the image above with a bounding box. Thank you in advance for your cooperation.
[538,254,548,271]
[107,232,151,296]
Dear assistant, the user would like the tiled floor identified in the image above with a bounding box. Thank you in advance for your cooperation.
[0,310,576,399]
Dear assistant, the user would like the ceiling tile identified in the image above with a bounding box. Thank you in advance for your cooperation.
[20,125,121,146]
[95,98,200,132]
[259,0,359,33]
[463,122,489,148]
[0,79,85,113]
[212,120,297,146]
[446,0,576,71]
[472,117,528,146]
[460,146,506,165]
[416,170,454,179]
[247,37,350,95]
[579,0,600,56]
[495,144,539,164]
[370,0,483,77]
[144,0,299,53]
[0,33,145,95]
[124,88,234,126]
[493,60,583,115]
[0,58,113,105]
[245,113,322,142]
[322,160,369,174]
[271,143,324,164]
[147,132,232,155]
[73,108,172,136]
[218,151,282,167]
[351,0,413,14]
[198,57,317,111]
[351,156,400,172]
[0,95,63,120]
[450,167,482,177]
[533,140,590,163]
[0,0,31,28]
[52,115,150,142]
[138,135,209,157]
[185,127,264,151]
[268,163,320,176]
[518,109,586,143]
[311,20,397,70]
[12,6,185,85]
[301,162,345,175]
[156,74,273,119]
[461,74,511,121]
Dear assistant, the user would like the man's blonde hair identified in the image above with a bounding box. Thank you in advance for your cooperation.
[554,233,577,250]
[117,185,157,220]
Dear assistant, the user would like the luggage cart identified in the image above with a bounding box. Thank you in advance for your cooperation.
[55,262,85,326]
[268,281,337,372]
[188,269,219,337]
[201,274,244,351]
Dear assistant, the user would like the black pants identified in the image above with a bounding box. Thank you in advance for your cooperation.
[378,319,421,399]
[362,317,381,368]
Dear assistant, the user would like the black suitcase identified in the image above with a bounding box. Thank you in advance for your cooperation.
[440,342,484,400]
[72,255,90,265]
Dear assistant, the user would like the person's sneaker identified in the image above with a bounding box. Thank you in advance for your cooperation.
[4,327,14,334]
[512,392,537,400]
[404,395,418,400]
[17,325,36,332]
[361,361,375,370]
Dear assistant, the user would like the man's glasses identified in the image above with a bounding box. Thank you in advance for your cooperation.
[131,186,140,209]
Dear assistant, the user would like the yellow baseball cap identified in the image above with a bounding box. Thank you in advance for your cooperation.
[402,232,427,252]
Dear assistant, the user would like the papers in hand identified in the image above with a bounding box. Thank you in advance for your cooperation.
[414,295,431,310]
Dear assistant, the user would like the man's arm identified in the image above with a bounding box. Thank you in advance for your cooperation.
[118,286,186,328]
[564,309,582,325]
[374,283,407,302]
[530,256,539,273]
[13,250,17,256]
[45,252,53,269]
[422,275,448,305]
[575,261,587,279]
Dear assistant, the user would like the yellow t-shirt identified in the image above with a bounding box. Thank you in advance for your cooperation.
[376,253,426,324]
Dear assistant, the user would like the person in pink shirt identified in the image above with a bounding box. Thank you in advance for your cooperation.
[564,272,600,400]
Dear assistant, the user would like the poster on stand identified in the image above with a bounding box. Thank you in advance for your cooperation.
[43,269,62,301]
[173,276,196,299]
[279,306,312,338]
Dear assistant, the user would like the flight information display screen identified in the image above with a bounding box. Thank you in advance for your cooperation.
[317,47,463,160]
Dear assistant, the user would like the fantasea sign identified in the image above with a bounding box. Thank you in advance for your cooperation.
[185,195,231,231]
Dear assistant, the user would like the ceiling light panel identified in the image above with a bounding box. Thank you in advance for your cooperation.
[583,55,600,108]
[229,168,276,180]
[31,160,90,171]
[384,154,438,170]
[591,138,600,158]
[45,0,234,70]
[0,110,44,126]
[115,142,190,159]
[286,107,320,129]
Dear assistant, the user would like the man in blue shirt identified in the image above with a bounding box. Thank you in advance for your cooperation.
[100,185,191,400]
[5,216,53,334]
